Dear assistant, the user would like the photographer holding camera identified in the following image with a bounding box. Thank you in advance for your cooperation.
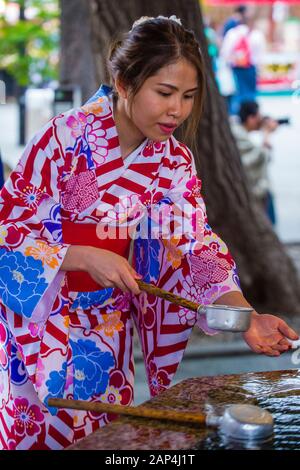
[230,100,282,225]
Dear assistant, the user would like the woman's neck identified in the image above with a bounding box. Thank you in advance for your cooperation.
[114,98,146,159]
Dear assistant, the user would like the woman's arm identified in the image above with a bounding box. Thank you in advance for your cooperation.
[213,290,252,309]
[60,245,92,272]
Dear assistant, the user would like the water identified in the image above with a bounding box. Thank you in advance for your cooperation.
[192,370,300,450]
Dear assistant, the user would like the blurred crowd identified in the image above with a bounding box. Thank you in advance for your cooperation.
[205,5,282,225]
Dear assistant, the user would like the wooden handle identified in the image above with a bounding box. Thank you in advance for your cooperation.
[48,398,206,426]
[136,280,201,312]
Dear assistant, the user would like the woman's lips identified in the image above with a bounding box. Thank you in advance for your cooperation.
[158,123,177,134]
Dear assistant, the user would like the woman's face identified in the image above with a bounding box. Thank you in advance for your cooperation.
[125,58,199,142]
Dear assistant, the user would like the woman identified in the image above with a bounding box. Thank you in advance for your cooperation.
[0,16,297,450]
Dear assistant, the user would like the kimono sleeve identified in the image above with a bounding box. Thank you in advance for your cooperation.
[131,143,242,399]
[0,120,70,322]
[164,146,242,331]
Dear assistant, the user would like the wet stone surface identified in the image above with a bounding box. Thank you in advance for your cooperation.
[68,369,300,450]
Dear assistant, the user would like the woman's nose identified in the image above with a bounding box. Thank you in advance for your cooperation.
[167,99,182,118]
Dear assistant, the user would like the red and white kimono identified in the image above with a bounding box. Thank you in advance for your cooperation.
[0,85,241,449]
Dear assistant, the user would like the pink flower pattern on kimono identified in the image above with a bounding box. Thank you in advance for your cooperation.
[183,175,202,199]
[0,323,9,369]
[190,251,233,292]
[66,112,87,139]
[142,141,165,157]
[108,292,131,313]
[28,322,45,340]
[147,360,171,396]
[14,397,44,437]
[140,191,164,208]
[104,194,144,225]
[181,274,231,335]
[178,308,197,327]
[85,114,109,164]
[62,170,99,213]
[35,358,45,388]
[191,208,205,243]
[0,370,4,393]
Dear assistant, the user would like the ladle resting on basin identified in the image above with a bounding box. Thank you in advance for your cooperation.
[48,398,273,441]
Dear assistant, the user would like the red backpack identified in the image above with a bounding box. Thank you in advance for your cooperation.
[231,33,251,68]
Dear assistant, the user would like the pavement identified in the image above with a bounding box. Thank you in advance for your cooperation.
[1,95,300,405]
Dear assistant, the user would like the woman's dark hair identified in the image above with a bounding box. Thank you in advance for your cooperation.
[107,17,206,148]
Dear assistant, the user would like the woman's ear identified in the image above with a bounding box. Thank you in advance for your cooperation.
[115,77,128,99]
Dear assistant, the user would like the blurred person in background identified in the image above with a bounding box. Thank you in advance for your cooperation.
[204,17,220,73]
[230,100,278,225]
[220,16,266,115]
[222,4,248,37]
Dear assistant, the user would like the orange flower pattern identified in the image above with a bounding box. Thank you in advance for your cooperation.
[25,241,60,268]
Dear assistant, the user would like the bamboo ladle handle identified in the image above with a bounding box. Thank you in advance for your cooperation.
[136,280,201,312]
[48,398,206,426]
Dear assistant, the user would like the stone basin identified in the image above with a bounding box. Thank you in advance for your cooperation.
[68,369,300,450]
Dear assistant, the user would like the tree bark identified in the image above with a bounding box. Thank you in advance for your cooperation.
[60,0,98,100]
[59,0,300,314]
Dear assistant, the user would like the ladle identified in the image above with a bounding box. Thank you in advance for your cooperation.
[137,280,253,332]
[48,398,273,441]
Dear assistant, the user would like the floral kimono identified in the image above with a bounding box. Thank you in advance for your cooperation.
[0,85,241,449]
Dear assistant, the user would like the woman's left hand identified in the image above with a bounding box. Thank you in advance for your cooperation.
[242,312,299,356]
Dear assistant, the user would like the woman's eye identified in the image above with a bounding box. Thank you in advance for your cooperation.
[158,91,171,97]
[184,95,195,100]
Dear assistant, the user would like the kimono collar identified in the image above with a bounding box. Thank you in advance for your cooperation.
[85,84,113,106]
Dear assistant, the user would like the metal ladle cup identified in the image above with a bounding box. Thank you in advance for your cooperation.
[198,304,253,332]
[137,280,253,332]
[207,404,274,441]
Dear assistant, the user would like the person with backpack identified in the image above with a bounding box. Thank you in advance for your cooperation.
[220,17,266,115]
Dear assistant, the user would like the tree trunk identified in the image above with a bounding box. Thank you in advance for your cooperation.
[60,0,98,100]
[59,0,300,315]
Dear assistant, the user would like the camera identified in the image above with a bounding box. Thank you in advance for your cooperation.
[276,118,290,126]
[261,116,290,129]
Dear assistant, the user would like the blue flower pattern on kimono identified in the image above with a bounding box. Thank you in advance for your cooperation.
[11,343,28,385]
[135,230,160,283]
[71,288,113,310]
[70,339,115,400]
[42,204,63,243]
[45,361,68,415]
[0,249,48,318]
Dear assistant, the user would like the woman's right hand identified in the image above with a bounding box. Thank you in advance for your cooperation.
[84,247,141,295]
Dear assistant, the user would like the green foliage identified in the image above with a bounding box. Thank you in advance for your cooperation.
[0,0,59,86]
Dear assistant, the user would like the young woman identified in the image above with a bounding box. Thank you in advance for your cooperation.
[0,16,297,450]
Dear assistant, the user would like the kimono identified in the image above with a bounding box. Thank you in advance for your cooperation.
[0,85,241,449]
